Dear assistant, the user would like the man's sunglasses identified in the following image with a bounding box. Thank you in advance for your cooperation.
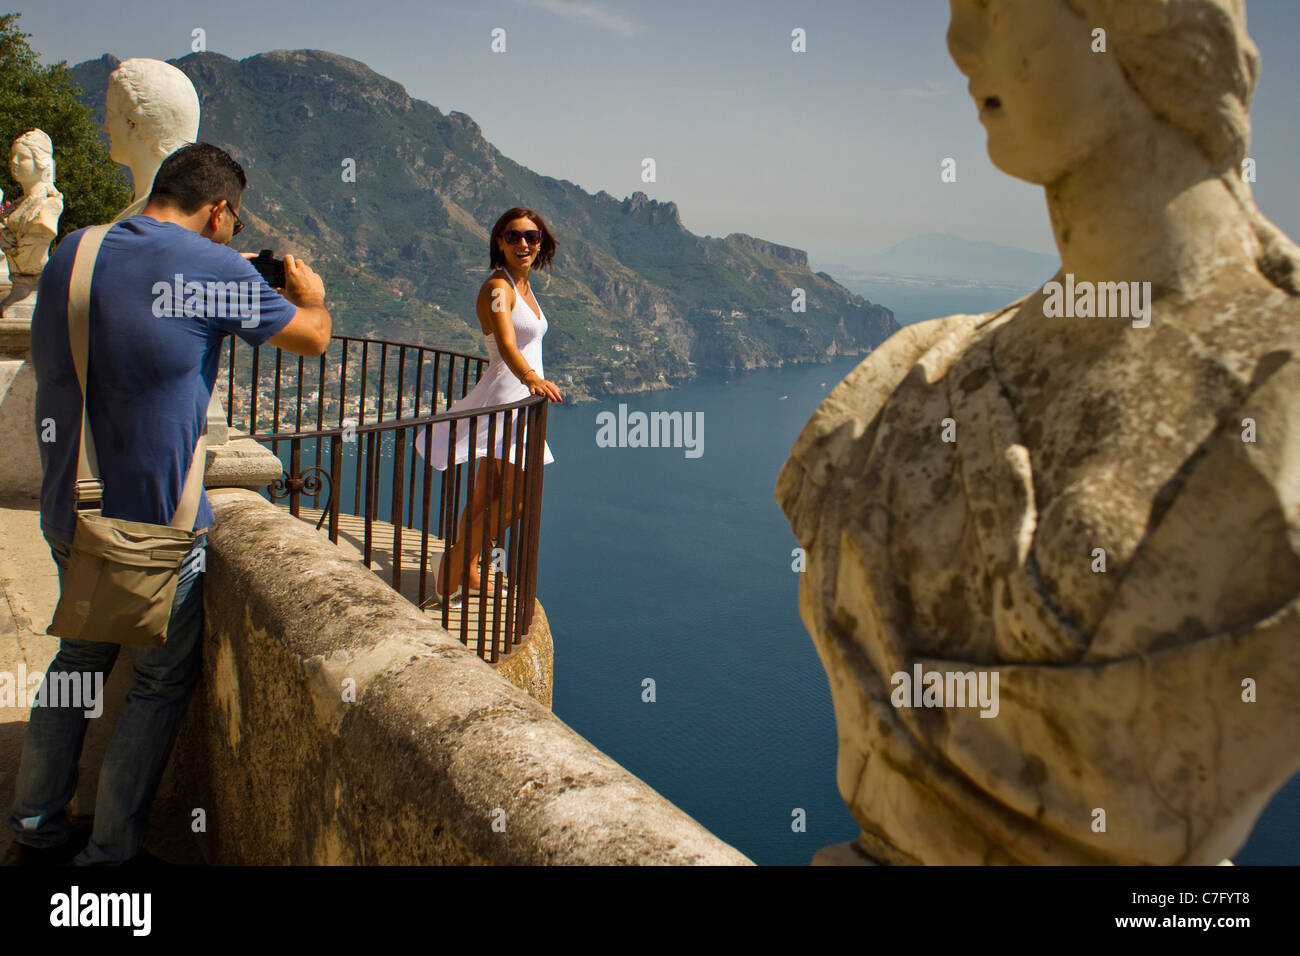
[503,229,541,245]
[220,200,244,236]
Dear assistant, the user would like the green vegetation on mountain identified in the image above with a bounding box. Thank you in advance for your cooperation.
[69,48,898,400]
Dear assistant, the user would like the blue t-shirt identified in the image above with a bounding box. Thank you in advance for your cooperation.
[31,216,298,545]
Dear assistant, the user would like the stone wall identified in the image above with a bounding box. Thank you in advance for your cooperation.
[160,489,749,865]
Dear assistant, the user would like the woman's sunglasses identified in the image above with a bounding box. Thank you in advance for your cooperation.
[503,229,541,245]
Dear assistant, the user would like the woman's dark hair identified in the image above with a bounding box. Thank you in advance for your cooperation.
[488,206,557,271]
[147,142,247,215]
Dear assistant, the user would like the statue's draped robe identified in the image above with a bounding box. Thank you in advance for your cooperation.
[1,186,62,316]
[2,187,62,276]
[776,297,1300,864]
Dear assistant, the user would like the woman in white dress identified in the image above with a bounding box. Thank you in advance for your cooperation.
[416,207,563,604]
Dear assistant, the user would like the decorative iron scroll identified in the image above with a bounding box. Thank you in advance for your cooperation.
[269,466,333,531]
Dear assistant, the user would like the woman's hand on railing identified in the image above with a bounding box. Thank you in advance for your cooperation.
[523,370,562,403]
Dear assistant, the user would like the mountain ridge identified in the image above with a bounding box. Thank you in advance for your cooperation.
[69,48,898,401]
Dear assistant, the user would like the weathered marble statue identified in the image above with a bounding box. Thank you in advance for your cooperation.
[777,0,1300,865]
[105,57,200,221]
[0,130,63,318]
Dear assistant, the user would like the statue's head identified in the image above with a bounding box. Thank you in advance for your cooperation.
[948,0,1300,292]
[10,129,54,191]
[947,0,1258,184]
[105,58,200,169]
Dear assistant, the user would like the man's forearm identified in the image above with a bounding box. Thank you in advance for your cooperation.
[300,303,332,342]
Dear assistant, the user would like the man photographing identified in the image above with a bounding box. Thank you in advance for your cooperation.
[7,142,330,865]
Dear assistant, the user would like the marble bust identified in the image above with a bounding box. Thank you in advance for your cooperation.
[777,0,1300,865]
[105,58,200,221]
[0,129,64,318]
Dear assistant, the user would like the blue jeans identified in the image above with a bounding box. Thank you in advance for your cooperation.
[5,533,206,865]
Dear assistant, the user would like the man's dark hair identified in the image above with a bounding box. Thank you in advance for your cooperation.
[147,142,247,215]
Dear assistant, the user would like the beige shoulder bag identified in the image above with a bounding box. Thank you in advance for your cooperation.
[46,224,209,647]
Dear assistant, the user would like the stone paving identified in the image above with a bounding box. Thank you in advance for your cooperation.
[0,495,62,865]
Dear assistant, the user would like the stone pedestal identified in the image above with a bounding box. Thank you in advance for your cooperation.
[0,279,39,320]
[0,319,41,499]
[203,425,285,490]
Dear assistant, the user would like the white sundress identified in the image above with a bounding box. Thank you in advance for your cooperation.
[413,268,556,470]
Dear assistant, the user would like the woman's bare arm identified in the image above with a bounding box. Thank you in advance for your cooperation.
[476,278,562,401]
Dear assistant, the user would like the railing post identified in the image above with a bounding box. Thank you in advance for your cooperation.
[438,417,457,632]
[377,342,389,424]
[476,410,498,660]
[507,405,529,649]
[521,399,548,638]
[489,408,514,664]
[250,345,261,434]
[419,417,434,610]
[316,350,326,476]
[272,349,283,461]
[226,336,236,429]
[363,427,376,567]
[391,425,406,591]
[289,438,301,518]
[458,413,480,649]
[400,346,414,528]
[329,433,342,543]
[527,400,548,632]
[354,340,369,515]
[338,340,349,431]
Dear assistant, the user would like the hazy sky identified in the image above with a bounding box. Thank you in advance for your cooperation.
[14,0,1300,270]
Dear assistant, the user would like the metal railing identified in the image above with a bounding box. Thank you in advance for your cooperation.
[218,334,549,663]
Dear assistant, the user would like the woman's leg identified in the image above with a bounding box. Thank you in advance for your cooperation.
[437,452,534,600]
[473,458,524,585]
[487,458,527,533]
[468,458,528,591]
[438,457,497,596]
[461,457,501,588]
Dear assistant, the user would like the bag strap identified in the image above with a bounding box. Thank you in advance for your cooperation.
[173,432,208,531]
[67,224,110,506]
[67,224,209,531]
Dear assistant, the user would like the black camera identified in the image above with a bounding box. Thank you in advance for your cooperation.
[248,249,286,288]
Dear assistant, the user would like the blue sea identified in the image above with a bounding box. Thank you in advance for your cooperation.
[539,359,858,865]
